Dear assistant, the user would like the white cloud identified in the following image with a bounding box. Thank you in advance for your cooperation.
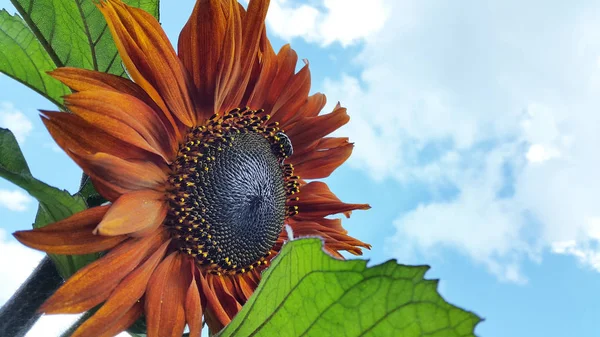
[0,102,33,143]
[0,189,33,212]
[320,0,600,281]
[264,0,388,47]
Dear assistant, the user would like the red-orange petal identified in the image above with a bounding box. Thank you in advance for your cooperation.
[65,90,178,160]
[178,0,237,118]
[290,181,371,218]
[40,231,165,314]
[50,67,183,142]
[278,92,326,128]
[285,106,349,152]
[291,142,354,179]
[185,264,203,337]
[13,206,126,255]
[234,274,255,302]
[221,0,270,111]
[72,152,167,197]
[198,271,231,331]
[96,302,143,337]
[270,62,311,124]
[284,219,370,256]
[207,275,242,323]
[71,240,170,337]
[99,0,196,126]
[245,30,277,108]
[94,190,167,236]
[145,252,189,337]
[41,112,154,162]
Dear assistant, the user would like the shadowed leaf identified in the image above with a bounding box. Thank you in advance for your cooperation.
[0,128,99,278]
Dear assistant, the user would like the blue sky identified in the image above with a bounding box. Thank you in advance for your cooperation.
[1,0,600,336]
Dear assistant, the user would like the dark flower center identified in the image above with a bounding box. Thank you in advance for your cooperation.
[167,108,299,274]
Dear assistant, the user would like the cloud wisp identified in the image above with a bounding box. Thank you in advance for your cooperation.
[0,102,33,143]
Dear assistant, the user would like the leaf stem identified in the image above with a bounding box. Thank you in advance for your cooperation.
[0,256,63,337]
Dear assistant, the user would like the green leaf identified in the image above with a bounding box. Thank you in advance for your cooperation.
[10,0,94,69]
[218,239,482,337]
[9,0,159,75]
[2,0,159,107]
[76,174,107,208]
[70,0,160,76]
[0,10,70,108]
[0,128,98,278]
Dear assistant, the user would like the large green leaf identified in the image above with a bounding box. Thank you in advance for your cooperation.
[0,10,70,108]
[2,0,160,107]
[71,0,160,76]
[10,0,159,72]
[10,0,94,69]
[0,128,97,278]
[218,239,481,337]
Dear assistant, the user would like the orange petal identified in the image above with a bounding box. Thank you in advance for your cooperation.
[245,30,277,108]
[40,231,165,314]
[145,252,189,337]
[51,67,153,102]
[198,271,231,331]
[261,45,298,113]
[270,62,311,124]
[290,181,371,218]
[96,302,143,337]
[213,0,242,114]
[234,274,256,302]
[41,112,154,161]
[65,90,178,160]
[94,190,167,236]
[285,106,349,152]
[291,142,354,179]
[185,264,203,337]
[36,205,110,232]
[99,0,196,126]
[285,219,370,255]
[178,0,238,118]
[13,229,126,255]
[208,275,242,321]
[221,0,270,111]
[72,152,167,197]
[50,67,183,141]
[71,240,170,337]
[278,92,326,127]
[13,206,126,255]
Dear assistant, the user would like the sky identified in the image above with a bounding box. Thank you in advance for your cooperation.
[1,0,600,336]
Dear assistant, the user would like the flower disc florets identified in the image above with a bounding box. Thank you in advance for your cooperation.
[167,108,300,275]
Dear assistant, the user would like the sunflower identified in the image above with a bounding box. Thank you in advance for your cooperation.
[13,0,370,336]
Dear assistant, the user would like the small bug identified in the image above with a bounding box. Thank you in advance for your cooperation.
[274,131,293,163]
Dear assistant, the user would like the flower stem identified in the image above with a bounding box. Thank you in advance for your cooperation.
[0,256,63,337]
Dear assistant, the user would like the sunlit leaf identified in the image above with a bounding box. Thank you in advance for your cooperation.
[0,10,70,108]
[218,239,481,337]
[0,128,98,278]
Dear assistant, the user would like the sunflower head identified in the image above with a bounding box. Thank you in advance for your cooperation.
[166,108,298,275]
[13,0,371,336]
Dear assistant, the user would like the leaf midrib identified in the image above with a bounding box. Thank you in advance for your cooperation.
[10,0,64,68]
